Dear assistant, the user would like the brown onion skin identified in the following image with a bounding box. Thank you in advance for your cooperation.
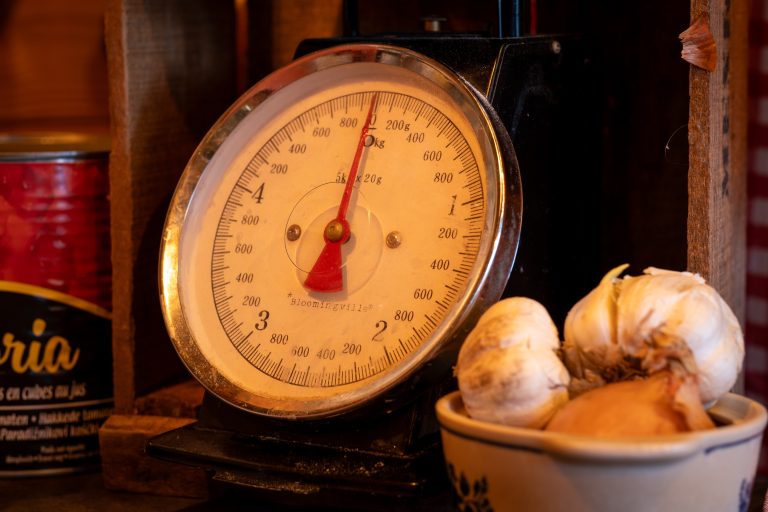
[545,370,715,438]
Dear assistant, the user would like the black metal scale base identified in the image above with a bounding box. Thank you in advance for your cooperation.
[150,389,450,510]
[148,32,601,510]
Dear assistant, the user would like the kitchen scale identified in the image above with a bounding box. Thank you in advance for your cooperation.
[148,6,601,510]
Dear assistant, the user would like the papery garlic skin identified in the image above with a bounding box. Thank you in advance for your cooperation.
[457,297,570,429]
[616,268,744,405]
[458,297,560,370]
[458,345,570,429]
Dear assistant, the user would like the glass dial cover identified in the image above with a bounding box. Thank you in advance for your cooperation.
[160,44,521,419]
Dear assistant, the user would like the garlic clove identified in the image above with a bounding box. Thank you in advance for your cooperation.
[616,268,708,356]
[458,344,570,429]
[545,369,715,437]
[458,297,560,371]
[562,263,628,381]
[687,290,743,405]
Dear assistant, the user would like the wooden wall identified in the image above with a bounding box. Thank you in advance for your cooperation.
[0,0,109,133]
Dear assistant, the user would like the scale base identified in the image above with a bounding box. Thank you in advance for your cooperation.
[148,421,451,510]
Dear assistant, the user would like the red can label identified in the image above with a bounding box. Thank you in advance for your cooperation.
[0,153,112,475]
[0,159,111,310]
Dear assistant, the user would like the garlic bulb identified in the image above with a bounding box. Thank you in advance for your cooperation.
[616,267,744,404]
[457,297,570,429]
[459,297,561,368]
[545,368,715,437]
[563,265,745,405]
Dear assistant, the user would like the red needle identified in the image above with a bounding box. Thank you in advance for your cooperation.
[304,93,378,292]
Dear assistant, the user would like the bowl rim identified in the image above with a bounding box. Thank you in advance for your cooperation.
[435,390,768,463]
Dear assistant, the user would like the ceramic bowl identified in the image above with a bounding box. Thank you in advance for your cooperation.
[436,390,767,512]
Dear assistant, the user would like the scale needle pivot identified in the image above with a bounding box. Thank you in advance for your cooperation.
[303,93,378,292]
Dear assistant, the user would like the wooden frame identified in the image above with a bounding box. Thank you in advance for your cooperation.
[100,0,237,495]
[688,0,748,391]
[688,0,748,326]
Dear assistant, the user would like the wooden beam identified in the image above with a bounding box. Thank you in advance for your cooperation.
[687,0,748,327]
[104,0,238,411]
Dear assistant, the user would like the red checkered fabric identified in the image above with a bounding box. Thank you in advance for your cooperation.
[748,0,768,475]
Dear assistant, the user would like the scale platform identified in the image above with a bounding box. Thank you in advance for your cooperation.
[149,392,453,510]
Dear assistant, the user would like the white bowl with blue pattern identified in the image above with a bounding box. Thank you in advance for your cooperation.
[436,390,766,512]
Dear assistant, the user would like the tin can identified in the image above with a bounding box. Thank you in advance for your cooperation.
[0,133,113,476]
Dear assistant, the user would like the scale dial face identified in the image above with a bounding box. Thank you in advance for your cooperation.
[161,44,521,419]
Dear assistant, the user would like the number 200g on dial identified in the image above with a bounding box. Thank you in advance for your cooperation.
[160,44,521,418]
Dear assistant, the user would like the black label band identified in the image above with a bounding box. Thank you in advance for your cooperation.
[0,282,113,474]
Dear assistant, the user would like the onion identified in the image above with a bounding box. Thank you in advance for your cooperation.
[545,368,715,437]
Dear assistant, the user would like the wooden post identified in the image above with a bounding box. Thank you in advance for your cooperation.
[687,0,748,327]
[104,0,238,412]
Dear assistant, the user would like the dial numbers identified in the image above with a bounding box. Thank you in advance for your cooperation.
[165,45,519,418]
[209,91,485,388]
